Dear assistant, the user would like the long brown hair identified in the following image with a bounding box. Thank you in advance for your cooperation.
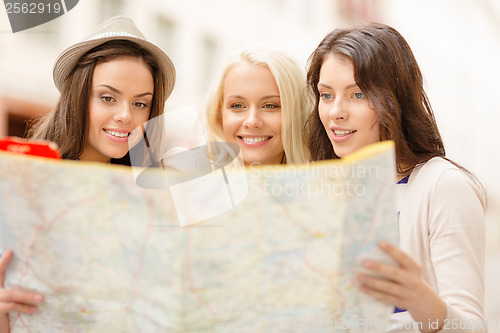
[28,40,166,166]
[306,23,444,175]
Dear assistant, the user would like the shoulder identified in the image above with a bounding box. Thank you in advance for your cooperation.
[411,157,458,179]
[410,157,486,213]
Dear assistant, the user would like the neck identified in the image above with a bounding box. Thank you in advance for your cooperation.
[396,163,412,182]
[397,174,407,182]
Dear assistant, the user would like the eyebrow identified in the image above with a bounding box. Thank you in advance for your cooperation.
[97,84,153,98]
[317,82,358,90]
[261,95,280,100]
[226,94,280,100]
[226,95,244,100]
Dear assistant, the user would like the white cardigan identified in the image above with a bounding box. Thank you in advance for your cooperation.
[389,157,486,332]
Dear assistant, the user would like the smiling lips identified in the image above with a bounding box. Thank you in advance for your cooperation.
[103,128,131,143]
[238,135,272,147]
[331,128,356,143]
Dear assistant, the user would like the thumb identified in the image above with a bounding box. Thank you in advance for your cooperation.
[0,250,14,287]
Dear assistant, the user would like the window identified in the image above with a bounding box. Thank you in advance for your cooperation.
[157,15,176,57]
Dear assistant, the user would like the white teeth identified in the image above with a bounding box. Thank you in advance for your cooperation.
[105,129,129,138]
[241,137,270,143]
[334,130,355,136]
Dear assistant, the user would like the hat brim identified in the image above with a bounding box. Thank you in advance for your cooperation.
[53,35,176,98]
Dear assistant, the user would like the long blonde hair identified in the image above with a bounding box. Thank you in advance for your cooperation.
[205,47,311,164]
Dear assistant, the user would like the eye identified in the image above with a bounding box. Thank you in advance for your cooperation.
[134,102,148,109]
[353,92,365,100]
[320,92,333,101]
[263,103,280,110]
[101,96,115,103]
[230,103,245,111]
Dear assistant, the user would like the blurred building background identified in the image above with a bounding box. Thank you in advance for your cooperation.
[1,0,499,324]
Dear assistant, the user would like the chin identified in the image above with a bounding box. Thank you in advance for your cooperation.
[243,159,261,166]
[107,150,129,160]
[332,147,349,158]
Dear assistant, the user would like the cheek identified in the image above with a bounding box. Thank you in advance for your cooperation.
[129,107,151,131]
[87,102,100,133]
[369,111,379,131]
[318,106,329,128]
[139,111,150,125]
[367,112,381,140]
[221,109,236,136]
[265,112,282,134]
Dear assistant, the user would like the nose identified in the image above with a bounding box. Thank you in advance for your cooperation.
[113,102,132,123]
[328,98,347,121]
[243,107,263,129]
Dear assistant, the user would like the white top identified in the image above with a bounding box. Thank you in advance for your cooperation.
[388,157,486,333]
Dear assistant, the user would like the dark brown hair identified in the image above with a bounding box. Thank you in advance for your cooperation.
[306,23,444,175]
[28,40,166,166]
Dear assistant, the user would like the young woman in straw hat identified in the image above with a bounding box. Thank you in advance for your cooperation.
[307,23,486,332]
[205,47,311,166]
[0,16,175,331]
[31,15,176,165]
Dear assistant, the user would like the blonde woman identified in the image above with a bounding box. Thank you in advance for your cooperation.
[205,48,310,166]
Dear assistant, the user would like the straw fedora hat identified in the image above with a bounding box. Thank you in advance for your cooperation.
[53,15,176,98]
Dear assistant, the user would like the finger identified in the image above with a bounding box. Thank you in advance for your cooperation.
[379,242,419,271]
[0,290,43,305]
[358,273,403,298]
[0,250,14,287]
[362,259,409,284]
[0,302,39,315]
[359,285,405,309]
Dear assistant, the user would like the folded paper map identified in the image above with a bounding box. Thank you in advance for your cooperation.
[0,141,398,332]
